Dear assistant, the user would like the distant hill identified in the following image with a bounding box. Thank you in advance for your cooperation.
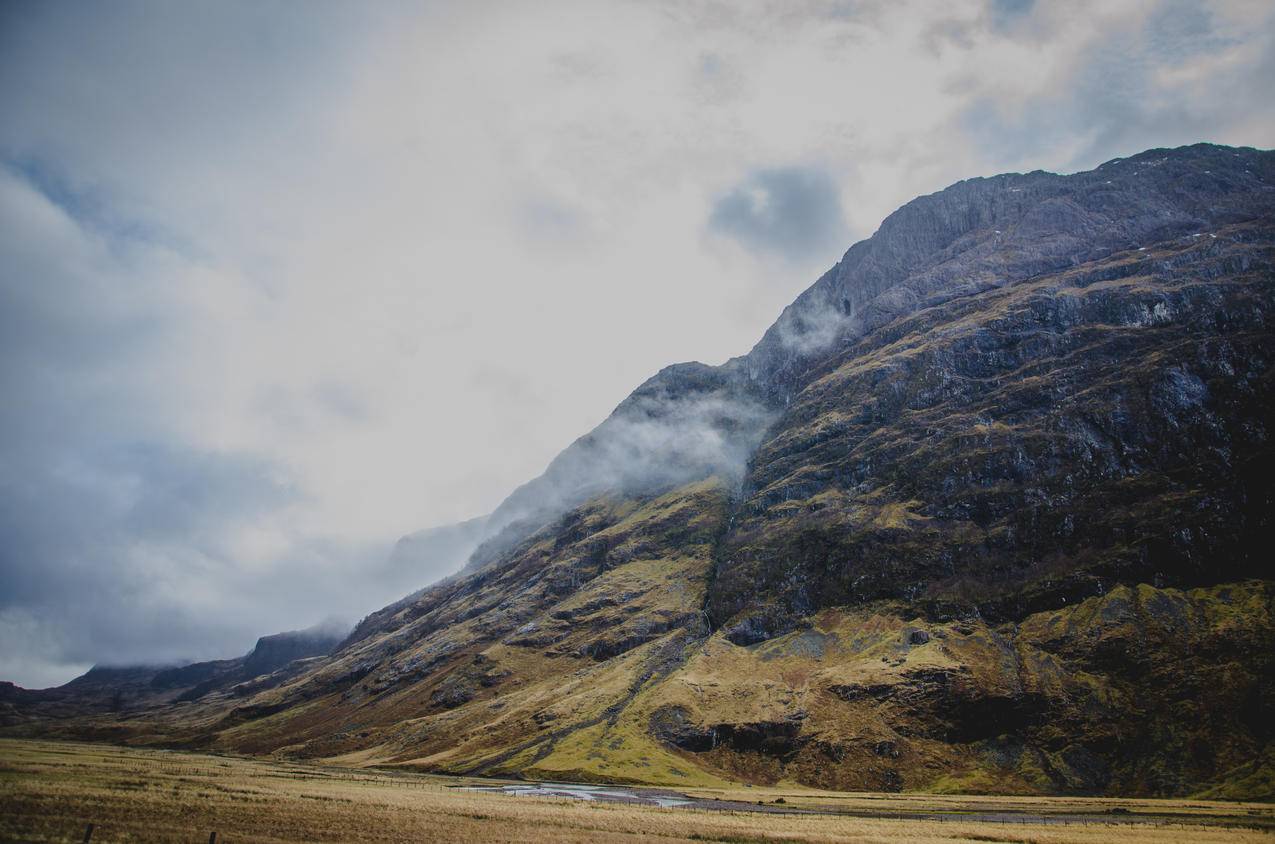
[1,623,345,728]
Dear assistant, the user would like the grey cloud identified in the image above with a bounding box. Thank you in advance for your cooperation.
[0,164,435,687]
[254,380,371,433]
[515,194,591,247]
[312,380,369,423]
[987,0,1034,31]
[708,167,848,264]
[924,0,1037,53]
[548,50,614,83]
[957,1,1275,171]
[690,52,750,106]
[469,364,548,409]
[1144,1,1233,60]
[0,431,308,680]
[0,0,383,266]
[0,426,439,685]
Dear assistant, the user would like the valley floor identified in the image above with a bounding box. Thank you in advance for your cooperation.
[0,739,1270,843]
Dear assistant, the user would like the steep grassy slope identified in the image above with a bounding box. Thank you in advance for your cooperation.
[178,481,735,784]
[648,580,1273,795]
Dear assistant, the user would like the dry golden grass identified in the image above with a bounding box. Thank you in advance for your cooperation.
[0,739,1268,843]
[677,782,1275,819]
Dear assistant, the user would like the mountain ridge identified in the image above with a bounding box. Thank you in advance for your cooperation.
[458,144,1274,569]
[5,143,1273,799]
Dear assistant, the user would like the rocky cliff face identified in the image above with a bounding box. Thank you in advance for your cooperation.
[713,166,1275,640]
[7,143,1273,799]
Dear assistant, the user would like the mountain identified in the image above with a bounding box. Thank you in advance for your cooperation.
[5,143,1273,799]
[0,624,345,729]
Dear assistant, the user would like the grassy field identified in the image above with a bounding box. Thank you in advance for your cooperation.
[0,739,1270,843]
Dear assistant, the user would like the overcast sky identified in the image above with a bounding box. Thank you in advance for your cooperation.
[2,0,1273,688]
